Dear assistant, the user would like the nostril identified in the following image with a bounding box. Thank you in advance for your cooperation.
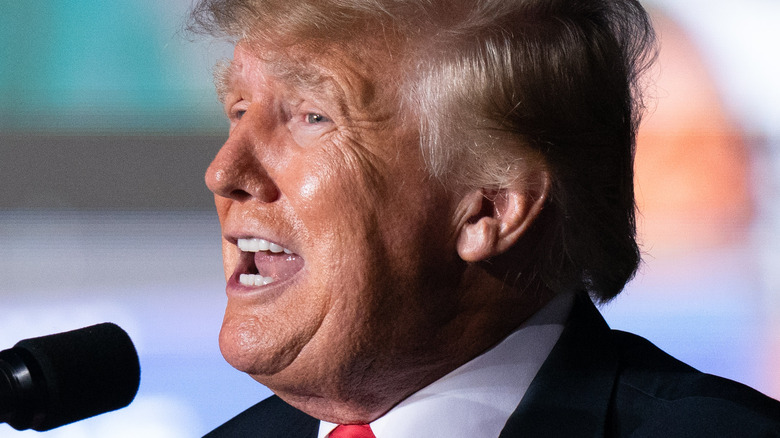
[229,189,253,202]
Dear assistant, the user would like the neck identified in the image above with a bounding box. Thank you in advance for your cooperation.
[274,266,555,424]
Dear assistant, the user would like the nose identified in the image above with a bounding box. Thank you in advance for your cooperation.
[205,115,281,203]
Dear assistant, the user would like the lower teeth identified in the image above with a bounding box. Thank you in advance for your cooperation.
[239,274,275,286]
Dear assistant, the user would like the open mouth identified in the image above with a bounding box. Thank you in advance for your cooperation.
[237,238,304,287]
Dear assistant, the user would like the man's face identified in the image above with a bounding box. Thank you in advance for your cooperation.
[206,42,465,405]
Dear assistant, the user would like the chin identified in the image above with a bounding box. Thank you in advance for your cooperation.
[218,313,298,376]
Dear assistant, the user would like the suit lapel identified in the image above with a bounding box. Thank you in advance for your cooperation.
[203,395,319,438]
[253,396,319,438]
[499,292,619,437]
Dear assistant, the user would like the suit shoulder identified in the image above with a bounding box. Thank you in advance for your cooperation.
[203,395,319,438]
[609,330,780,436]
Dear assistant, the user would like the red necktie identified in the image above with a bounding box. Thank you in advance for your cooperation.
[329,424,376,438]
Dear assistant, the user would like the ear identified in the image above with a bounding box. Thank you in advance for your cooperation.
[455,169,550,262]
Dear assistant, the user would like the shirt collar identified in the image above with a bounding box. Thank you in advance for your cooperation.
[318,292,575,438]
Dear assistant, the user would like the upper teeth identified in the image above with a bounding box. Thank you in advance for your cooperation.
[238,238,293,254]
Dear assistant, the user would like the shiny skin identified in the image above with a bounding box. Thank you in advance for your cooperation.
[206,41,548,423]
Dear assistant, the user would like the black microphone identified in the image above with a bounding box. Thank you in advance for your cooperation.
[0,323,141,431]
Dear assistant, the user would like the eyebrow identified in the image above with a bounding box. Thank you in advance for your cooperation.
[213,55,349,115]
[213,59,234,104]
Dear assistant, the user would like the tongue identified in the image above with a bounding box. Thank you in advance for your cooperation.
[254,252,304,282]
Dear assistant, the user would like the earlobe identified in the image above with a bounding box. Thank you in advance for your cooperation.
[456,171,550,262]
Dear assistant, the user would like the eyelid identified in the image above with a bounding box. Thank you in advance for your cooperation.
[292,98,333,121]
[295,109,334,129]
[227,99,249,122]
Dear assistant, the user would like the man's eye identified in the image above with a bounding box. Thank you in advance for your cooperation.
[235,109,246,120]
[305,113,329,124]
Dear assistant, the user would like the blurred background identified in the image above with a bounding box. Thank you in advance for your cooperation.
[1,0,778,436]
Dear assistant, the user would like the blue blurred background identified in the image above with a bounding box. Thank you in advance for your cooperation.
[1,0,779,436]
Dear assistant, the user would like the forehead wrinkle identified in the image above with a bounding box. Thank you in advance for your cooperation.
[218,42,389,121]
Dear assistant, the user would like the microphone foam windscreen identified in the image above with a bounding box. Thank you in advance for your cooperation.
[13,322,141,431]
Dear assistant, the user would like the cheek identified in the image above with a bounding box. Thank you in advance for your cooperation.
[291,144,387,217]
[281,159,375,255]
[297,173,324,204]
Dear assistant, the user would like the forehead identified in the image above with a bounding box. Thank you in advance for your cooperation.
[218,41,396,114]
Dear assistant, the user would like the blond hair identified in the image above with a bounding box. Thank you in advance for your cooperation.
[189,0,656,301]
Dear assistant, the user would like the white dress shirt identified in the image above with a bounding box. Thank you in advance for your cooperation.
[318,292,575,438]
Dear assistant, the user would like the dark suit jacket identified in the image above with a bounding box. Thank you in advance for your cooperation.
[205,293,780,437]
